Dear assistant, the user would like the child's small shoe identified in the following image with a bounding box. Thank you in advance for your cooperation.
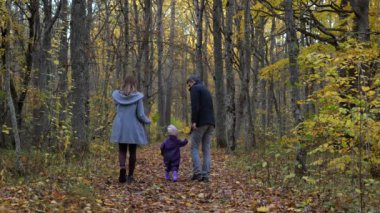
[165,171,170,180]
[172,171,178,182]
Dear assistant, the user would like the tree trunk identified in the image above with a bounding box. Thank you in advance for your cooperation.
[203,5,209,86]
[70,0,89,153]
[225,0,236,152]
[194,0,205,79]
[283,0,306,176]
[349,0,370,41]
[58,0,68,116]
[16,0,40,128]
[213,0,227,148]
[32,0,57,146]
[257,16,267,139]
[141,0,152,113]
[123,0,130,79]
[268,17,278,136]
[156,0,165,135]
[85,0,92,130]
[181,46,189,124]
[234,2,243,142]
[243,0,255,151]
[4,0,24,173]
[132,0,142,89]
[165,0,176,126]
[102,2,112,126]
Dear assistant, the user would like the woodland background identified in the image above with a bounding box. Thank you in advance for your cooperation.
[0,0,380,211]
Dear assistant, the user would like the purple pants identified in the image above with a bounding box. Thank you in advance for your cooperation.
[164,159,180,172]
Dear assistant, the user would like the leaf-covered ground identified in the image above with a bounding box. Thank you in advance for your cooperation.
[0,143,325,212]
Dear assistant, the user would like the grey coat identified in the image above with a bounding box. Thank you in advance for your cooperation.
[110,90,151,144]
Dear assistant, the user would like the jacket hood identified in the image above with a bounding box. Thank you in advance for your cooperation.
[112,90,144,105]
[187,75,201,84]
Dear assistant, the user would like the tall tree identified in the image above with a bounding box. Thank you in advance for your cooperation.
[349,0,370,41]
[165,0,176,126]
[15,0,40,127]
[4,0,24,173]
[202,4,210,86]
[213,0,227,148]
[194,0,205,79]
[181,44,189,124]
[70,0,89,153]
[283,0,305,176]
[225,0,236,152]
[268,17,280,136]
[32,0,62,145]
[156,0,165,132]
[123,0,130,79]
[85,0,92,129]
[141,0,152,112]
[243,0,255,150]
[57,0,69,123]
[101,2,113,125]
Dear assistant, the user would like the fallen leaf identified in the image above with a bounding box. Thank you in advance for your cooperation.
[257,206,269,212]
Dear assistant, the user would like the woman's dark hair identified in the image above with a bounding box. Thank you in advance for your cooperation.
[121,75,137,95]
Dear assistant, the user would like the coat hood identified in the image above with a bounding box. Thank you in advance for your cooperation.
[112,90,144,105]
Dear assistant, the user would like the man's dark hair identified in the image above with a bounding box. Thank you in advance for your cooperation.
[187,75,201,83]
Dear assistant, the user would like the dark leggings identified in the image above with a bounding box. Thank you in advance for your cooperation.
[119,144,137,176]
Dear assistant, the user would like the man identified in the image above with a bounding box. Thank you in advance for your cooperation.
[187,75,215,182]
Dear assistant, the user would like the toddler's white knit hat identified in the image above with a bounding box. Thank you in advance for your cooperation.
[167,124,178,136]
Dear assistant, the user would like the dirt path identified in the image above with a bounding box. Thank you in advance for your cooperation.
[0,143,301,212]
[93,144,298,212]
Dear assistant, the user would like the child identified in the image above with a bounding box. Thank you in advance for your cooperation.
[160,125,188,182]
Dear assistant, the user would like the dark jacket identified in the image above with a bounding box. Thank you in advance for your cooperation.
[189,81,215,127]
[160,136,188,170]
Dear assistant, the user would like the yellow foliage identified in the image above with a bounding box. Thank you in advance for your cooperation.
[259,58,289,80]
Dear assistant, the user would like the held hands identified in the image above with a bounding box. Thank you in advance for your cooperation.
[191,123,197,130]
[187,123,197,135]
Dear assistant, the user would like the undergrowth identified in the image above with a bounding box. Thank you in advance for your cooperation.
[227,140,380,212]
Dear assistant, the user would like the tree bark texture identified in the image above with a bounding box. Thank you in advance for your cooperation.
[243,0,255,151]
[194,0,205,79]
[4,0,24,173]
[213,0,227,148]
[349,0,370,41]
[123,0,130,79]
[70,0,89,153]
[165,0,176,126]
[283,0,306,176]
[57,0,69,123]
[225,0,236,152]
[156,0,165,133]
[141,0,152,113]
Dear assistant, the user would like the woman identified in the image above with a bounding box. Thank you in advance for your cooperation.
[110,75,151,183]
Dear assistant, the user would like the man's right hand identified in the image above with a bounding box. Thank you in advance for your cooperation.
[191,123,197,130]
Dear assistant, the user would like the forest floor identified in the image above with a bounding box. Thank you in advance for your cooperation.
[0,142,326,212]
